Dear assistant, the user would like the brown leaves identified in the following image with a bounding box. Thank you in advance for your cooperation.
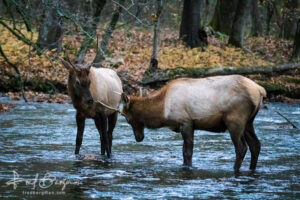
[0,26,68,84]
[0,23,296,101]
[7,91,69,104]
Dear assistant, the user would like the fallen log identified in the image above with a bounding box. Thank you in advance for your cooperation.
[141,62,300,85]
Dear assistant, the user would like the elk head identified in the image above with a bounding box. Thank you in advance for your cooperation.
[61,60,94,108]
[121,93,145,142]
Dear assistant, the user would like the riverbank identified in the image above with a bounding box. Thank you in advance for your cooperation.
[0,26,299,108]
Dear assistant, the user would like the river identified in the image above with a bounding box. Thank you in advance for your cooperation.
[0,96,299,199]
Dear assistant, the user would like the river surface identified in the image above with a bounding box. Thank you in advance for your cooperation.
[0,96,300,199]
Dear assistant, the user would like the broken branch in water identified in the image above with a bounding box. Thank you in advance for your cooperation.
[274,110,298,129]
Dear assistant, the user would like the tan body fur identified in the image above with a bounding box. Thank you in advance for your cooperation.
[122,75,266,171]
[69,67,122,118]
[63,60,123,157]
[127,75,265,133]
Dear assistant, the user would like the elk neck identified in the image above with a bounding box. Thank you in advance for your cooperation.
[130,87,168,128]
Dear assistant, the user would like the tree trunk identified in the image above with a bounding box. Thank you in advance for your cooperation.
[210,0,239,35]
[37,2,63,53]
[93,0,124,68]
[292,19,300,59]
[180,0,206,48]
[281,0,299,39]
[251,0,262,36]
[200,0,218,26]
[76,0,106,64]
[148,0,164,72]
[266,1,275,35]
[228,0,251,48]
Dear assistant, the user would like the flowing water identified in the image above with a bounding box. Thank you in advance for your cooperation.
[0,96,300,199]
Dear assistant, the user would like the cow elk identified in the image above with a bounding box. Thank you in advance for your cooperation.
[121,75,266,172]
[61,60,123,158]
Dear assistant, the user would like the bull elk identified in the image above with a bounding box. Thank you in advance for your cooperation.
[121,75,266,172]
[61,60,123,158]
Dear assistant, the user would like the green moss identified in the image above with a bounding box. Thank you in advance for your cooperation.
[164,67,211,79]
[284,77,300,84]
[259,82,289,93]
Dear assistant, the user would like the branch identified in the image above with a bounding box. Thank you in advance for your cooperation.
[93,0,125,67]
[11,0,32,31]
[148,0,164,72]
[76,0,107,64]
[111,0,151,27]
[0,20,32,46]
[274,110,298,129]
[141,63,300,85]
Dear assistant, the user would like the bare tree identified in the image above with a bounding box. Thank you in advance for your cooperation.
[228,0,251,48]
[37,1,63,53]
[76,0,107,64]
[180,0,207,48]
[93,0,125,68]
[292,19,300,59]
[210,0,239,35]
[251,0,262,36]
[148,0,164,72]
[281,0,299,39]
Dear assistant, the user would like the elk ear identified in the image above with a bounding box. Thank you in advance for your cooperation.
[84,62,93,74]
[121,93,130,109]
[61,59,74,70]
[84,68,90,75]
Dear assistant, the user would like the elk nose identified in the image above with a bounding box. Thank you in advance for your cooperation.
[87,99,94,105]
[136,135,144,142]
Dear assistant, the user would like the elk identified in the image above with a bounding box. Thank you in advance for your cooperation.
[61,60,123,158]
[121,75,266,172]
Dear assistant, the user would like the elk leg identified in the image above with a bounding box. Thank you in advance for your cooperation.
[95,113,110,158]
[181,122,194,166]
[244,122,261,171]
[107,112,118,155]
[94,118,105,155]
[75,112,85,154]
[229,131,248,173]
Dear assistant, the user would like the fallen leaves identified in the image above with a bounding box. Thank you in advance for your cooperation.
[7,91,69,104]
[0,23,298,102]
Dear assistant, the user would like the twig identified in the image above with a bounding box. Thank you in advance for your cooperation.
[111,0,151,27]
[274,110,298,129]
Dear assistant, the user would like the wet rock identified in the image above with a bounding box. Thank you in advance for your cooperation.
[16,105,37,110]
[0,103,15,112]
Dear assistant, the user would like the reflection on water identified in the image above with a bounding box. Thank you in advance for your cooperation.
[0,96,300,199]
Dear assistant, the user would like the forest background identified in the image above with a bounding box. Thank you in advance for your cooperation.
[0,0,299,111]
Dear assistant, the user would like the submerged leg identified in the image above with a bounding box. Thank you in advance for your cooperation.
[107,112,118,155]
[94,117,105,155]
[181,122,194,166]
[75,112,85,154]
[244,122,261,171]
[227,122,248,172]
[230,135,247,172]
[95,112,110,158]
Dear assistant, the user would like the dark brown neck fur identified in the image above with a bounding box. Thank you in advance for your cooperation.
[67,73,95,118]
[130,86,168,128]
